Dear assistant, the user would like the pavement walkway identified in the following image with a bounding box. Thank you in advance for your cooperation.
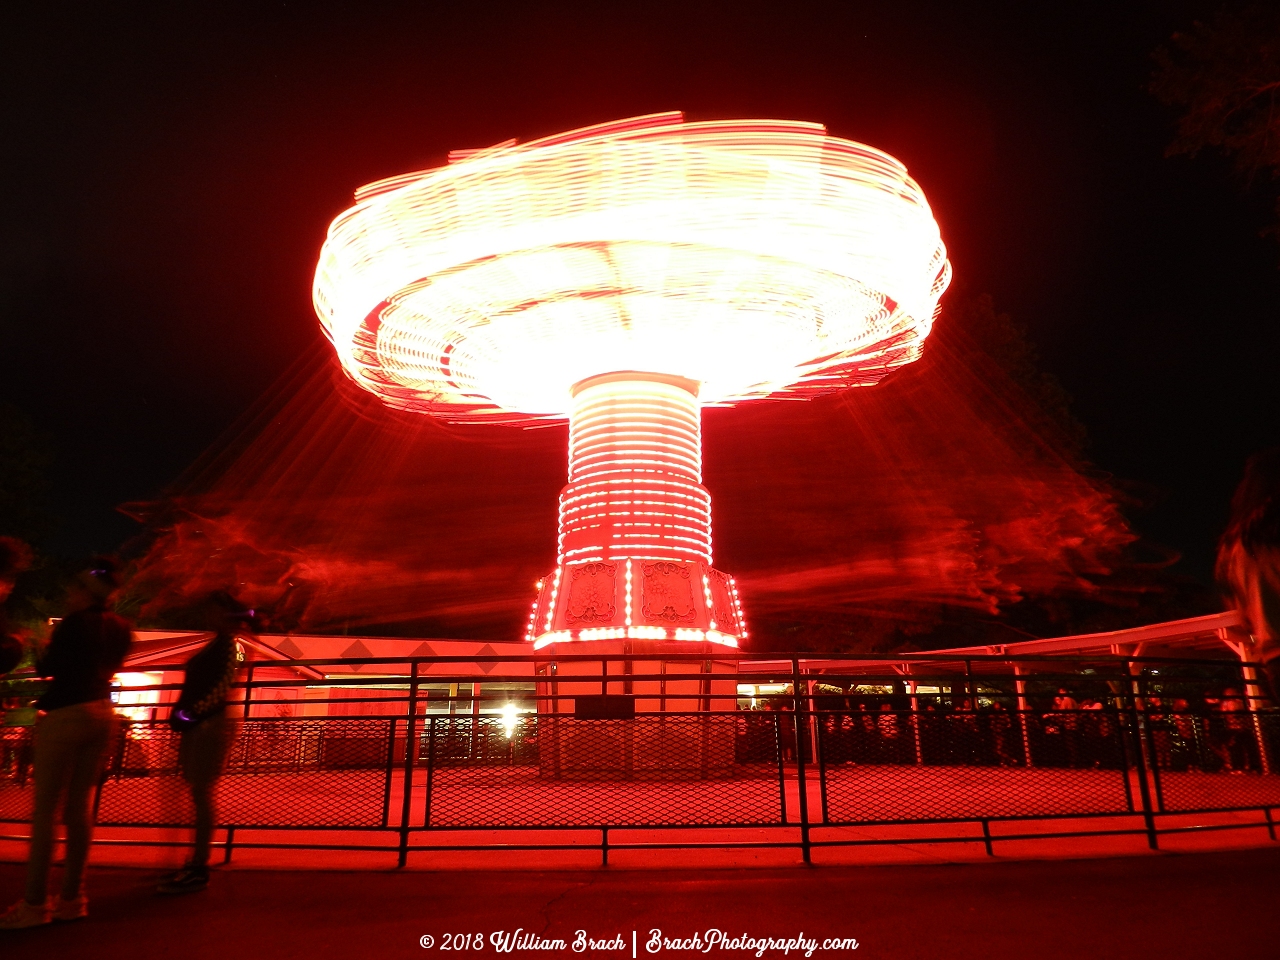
[1,847,1277,960]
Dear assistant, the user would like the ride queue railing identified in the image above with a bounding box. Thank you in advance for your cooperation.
[2,652,1279,865]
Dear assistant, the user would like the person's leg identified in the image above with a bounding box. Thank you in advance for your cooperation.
[23,710,79,905]
[58,705,116,901]
[180,716,235,869]
[190,768,215,869]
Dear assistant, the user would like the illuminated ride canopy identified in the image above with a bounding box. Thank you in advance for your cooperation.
[314,112,951,649]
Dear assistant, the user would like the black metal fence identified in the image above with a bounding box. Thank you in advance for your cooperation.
[2,651,1279,865]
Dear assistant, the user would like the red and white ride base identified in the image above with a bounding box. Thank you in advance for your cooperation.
[527,372,747,650]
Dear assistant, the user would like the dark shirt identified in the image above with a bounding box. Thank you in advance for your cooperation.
[174,633,242,725]
[36,606,134,711]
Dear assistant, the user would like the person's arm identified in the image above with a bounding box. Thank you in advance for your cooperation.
[176,637,241,724]
[34,617,72,678]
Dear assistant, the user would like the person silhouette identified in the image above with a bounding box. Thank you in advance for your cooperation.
[1,559,133,928]
[1217,449,1280,701]
[0,537,33,676]
[156,591,250,895]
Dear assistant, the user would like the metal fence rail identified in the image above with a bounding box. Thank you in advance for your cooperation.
[2,651,1278,865]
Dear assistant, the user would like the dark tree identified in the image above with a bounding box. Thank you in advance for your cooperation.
[1151,5,1280,237]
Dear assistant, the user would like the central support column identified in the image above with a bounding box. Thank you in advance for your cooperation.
[526,371,747,650]
[559,372,712,566]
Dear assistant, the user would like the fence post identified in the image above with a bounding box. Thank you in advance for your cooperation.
[398,662,420,868]
[774,711,788,824]
[792,659,811,864]
[424,716,437,830]
[908,673,924,766]
[1125,659,1159,850]
[469,681,481,760]
[814,696,829,824]
[381,715,397,828]
[242,664,256,719]
[1238,660,1272,775]
[1014,664,1033,767]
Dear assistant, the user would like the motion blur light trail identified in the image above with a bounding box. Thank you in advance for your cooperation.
[311,114,951,649]
[124,112,1135,647]
[124,298,1135,646]
[314,113,950,418]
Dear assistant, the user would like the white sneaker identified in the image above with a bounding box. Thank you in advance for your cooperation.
[0,898,52,929]
[53,895,88,922]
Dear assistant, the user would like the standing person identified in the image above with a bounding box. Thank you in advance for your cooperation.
[157,592,249,894]
[0,560,133,929]
[1042,689,1079,768]
[1169,697,1197,772]
[877,702,901,763]
[0,539,35,789]
[1215,688,1253,774]
[1217,448,1280,701]
[0,537,33,676]
[951,698,979,766]
[987,701,1019,767]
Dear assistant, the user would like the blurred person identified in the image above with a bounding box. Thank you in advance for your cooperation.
[157,592,250,895]
[0,537,33,676]
[0,538,35,788]
[950,698,979,766]
[877,702,902,763]
[1146,696,1174,771]
[1169,697,1197,772]
[986,701,1019,767]
[1217,448,1280,701]
[0,560,133,929]
[1214,687,1254,774]
[1042,689,1079,768]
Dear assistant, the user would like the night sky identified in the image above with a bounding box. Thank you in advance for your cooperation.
[3,2,1278,609]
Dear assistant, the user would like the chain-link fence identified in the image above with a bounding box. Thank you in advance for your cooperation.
[2,652,1279,863]
[422,714,782,828]
[817,709,1135,823]
[1146,710,1280,813]
[92,718,394,828]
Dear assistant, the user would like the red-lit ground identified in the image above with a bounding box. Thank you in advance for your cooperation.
[0,848,1276,959]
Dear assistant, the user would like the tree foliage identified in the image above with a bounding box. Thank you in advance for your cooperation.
[1151,4,1280,234]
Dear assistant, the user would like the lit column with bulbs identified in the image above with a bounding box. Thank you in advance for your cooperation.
[527,371,747,649]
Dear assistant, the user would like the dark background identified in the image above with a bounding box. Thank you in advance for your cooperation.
[2,1,1277,606]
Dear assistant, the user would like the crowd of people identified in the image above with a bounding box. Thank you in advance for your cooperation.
[749,685,1267,774]
[0,538,253,930]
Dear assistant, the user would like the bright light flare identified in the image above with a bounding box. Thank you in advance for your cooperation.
[314,112,950,421]
[501,702,519,739]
